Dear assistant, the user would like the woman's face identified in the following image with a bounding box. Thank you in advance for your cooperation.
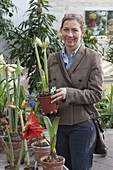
[61,19,84,50]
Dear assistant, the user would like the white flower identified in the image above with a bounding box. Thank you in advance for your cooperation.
[50,86,56,95]
[36,37,43,47]
[0,54,6,65]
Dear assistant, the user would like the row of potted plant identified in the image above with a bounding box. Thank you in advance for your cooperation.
[0,34,65,169]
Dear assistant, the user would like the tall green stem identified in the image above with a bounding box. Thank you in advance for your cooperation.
[15,59,21,132]
[44,48,48,88]
[6,126,14,166]
[34,37,47,91]
[19,110,30,167]
[34,38,42,77]
[6,67,12,133]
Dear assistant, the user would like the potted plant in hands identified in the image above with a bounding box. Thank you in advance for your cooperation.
[34,35,57,114]
[40,116,65,170]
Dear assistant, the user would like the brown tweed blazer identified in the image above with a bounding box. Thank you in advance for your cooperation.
[48,44,104,125]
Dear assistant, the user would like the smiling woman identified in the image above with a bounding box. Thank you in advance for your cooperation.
[48,13,104,170]
[60,14,85,58]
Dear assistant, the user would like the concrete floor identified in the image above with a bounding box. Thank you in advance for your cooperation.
[93,129,113,170]
[0,129,113,170]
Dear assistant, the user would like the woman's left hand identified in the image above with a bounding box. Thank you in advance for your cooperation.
[51,88,67,103]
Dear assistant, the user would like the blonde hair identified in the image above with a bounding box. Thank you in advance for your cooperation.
[60,13,85,31]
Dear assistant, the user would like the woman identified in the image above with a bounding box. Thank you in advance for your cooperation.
[48,13,104,170]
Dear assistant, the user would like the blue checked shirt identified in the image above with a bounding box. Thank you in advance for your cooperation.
[62,44,81,70]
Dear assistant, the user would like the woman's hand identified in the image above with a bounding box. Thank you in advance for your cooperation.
[51,88,67,103]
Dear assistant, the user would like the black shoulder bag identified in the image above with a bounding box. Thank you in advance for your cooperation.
[55,52,108,156]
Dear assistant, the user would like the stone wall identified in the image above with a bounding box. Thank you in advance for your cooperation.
[48,0,113,30]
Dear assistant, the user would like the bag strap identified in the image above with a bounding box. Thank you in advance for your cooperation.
[55,52,73,87]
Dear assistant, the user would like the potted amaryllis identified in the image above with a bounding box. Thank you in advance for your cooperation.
[0,54,27,166]
[0,54,25,134]
[4,105,46,170]
[0,55,7,152]
[22,111,46,169]
[34,35,57,114]
[1,118,24,170]
[23,111,50,166]
[40,116,65,170]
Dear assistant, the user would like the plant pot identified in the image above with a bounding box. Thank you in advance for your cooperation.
[40,155,65,170]
[38,95,57,114]
[31,142,50,165]
[0,135,4,153]
[0,125,5,153]
[4,164,16,170]
[3,140,25,164]
[24,166,34,170]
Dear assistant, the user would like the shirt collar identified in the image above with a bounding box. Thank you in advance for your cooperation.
[62,43,82,59]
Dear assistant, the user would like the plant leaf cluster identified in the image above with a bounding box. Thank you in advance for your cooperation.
[96,85,113,128]
[43,116,59,154]
[0,0,16,38]
[83,26,99,51]
[105,37,113,63]
[5,0,63,90]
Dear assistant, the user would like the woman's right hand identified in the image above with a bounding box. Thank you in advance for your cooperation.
[51,88,67,103]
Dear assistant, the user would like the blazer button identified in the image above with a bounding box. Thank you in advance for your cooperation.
[79,79,82,82]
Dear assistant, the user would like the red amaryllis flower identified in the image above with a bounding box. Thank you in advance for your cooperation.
[26,112,40,125]
[22,112,44,140]
[23,124,44,140]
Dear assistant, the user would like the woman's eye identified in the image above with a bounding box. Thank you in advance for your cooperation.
[63,28,68,32]
[72,29,78,32]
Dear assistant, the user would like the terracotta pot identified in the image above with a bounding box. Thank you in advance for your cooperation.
[0,135,4,153]
[40,155,65,170]
[4,141,25,164]
[31,142,50,165]
[24,166,34,170]
[38,95,57,114]
[0,125,5,153]
[4,164,16,170]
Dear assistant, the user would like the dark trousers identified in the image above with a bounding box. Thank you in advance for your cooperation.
[56,119,97,170]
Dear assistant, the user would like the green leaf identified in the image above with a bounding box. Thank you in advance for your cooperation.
[43,116,59,153]
[43,116,52,139]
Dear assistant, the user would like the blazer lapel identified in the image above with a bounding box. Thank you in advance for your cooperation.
[68,44,86,76]
[58,52,73,86]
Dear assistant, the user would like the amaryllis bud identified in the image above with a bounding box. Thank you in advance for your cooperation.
[0,118,9,126]
[42,36,49,49]
[6,104,17,109]
[7,66,16,72]
[44,36,49,48]
[35,37,42,47]
[21,100,28,107]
